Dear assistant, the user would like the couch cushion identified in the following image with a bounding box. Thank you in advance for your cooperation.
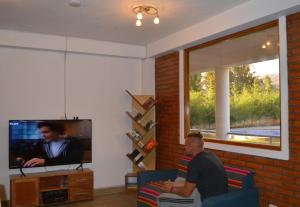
[177,155,193,179]
[138,182,164,207]
[224,166,253,191]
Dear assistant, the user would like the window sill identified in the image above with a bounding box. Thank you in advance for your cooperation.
[199,137,289,160]
[180,136,289,160]
[204,138,281,151]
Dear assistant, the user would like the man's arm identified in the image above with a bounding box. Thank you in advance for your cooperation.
[171,181,196,197]
[159,180,196,197]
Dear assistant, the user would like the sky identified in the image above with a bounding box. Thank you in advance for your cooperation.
[249,59,279,77]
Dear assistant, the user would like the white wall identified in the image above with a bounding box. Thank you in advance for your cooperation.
[0,30,146,59]
[141,58,155,95]
[65,53,141,187]
[0,47,66,197]
[0,32,145,196]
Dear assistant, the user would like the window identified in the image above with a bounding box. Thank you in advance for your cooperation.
[186,21,283,149]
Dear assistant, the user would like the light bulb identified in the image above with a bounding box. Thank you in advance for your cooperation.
[136,19,142,27]
[154,16,160,24]
[137,12,143,20]
[262,44,266,49]
[266,41,271,46]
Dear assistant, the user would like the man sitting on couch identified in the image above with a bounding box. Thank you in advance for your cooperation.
[155,132,228,207]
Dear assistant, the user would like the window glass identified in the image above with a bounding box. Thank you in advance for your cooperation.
[190,71,216,136]
[188,24,280,146]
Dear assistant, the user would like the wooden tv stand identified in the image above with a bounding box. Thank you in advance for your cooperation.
[10,169,93,207]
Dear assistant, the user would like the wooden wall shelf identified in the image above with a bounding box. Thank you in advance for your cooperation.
[125,90,157,111]
[125,90,157,171]
[126,111,157,133]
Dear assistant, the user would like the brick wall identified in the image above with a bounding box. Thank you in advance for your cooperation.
[155,12,300,207]
[155,52,183,169]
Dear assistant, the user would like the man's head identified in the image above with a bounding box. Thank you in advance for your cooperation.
[184,132,204,156]
[37,121,65,141]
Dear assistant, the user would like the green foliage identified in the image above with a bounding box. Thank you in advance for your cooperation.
[190,72,216,129]
[190,74,202,91]
[190,66,280,129]
[229,65,255,94]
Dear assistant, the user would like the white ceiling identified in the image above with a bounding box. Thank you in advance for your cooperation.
[0,0,251,45]
[189,26,279,72]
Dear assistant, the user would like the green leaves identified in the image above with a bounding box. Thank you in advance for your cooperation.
[189,66,280,130]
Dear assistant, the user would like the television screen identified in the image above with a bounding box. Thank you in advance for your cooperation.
[9,119,92,169]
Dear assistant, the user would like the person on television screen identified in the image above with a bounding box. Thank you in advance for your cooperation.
[21,121,83,167]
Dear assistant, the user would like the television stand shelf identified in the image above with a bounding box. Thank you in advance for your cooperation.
[10,169,93,207]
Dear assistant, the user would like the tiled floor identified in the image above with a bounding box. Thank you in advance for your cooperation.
[62,191,137,207]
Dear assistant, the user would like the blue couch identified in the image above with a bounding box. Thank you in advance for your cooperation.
[137,164,259,207]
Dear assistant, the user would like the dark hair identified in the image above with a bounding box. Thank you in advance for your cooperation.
[37,121,65,135]
[187,132,203,139]
[187,132,204,148]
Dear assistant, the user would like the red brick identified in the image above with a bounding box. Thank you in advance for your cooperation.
[223,152,239,159]
[245,162,264,170]
[254,157,274,166]
[227,159,246,167]
[237,154,253,162]
[273,160,293,169]
[281,175,297,184]
[255,169,281,179]
[263,166,282,174]
[295,191,300,198]
[287,197,300,206]
[273,186,294,196]
[263,178,282,186]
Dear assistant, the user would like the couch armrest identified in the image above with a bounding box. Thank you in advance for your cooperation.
[202,188,259,207]
[137,169,178,190]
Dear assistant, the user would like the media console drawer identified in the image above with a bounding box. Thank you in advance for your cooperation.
[69,188,93,201]
[69,172,93,187]
[10,169,93,207]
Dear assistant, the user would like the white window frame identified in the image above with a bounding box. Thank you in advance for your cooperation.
[179,16,289,160]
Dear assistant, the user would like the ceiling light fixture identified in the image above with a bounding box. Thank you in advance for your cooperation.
[69,0,81,7]
[132,4,160,27]
[137,12,143,20]
[154,16,160,24]
[136,19,142,27]
[262,40,273,49]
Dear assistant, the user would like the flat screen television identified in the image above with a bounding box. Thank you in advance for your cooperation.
[9,119,92,169]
